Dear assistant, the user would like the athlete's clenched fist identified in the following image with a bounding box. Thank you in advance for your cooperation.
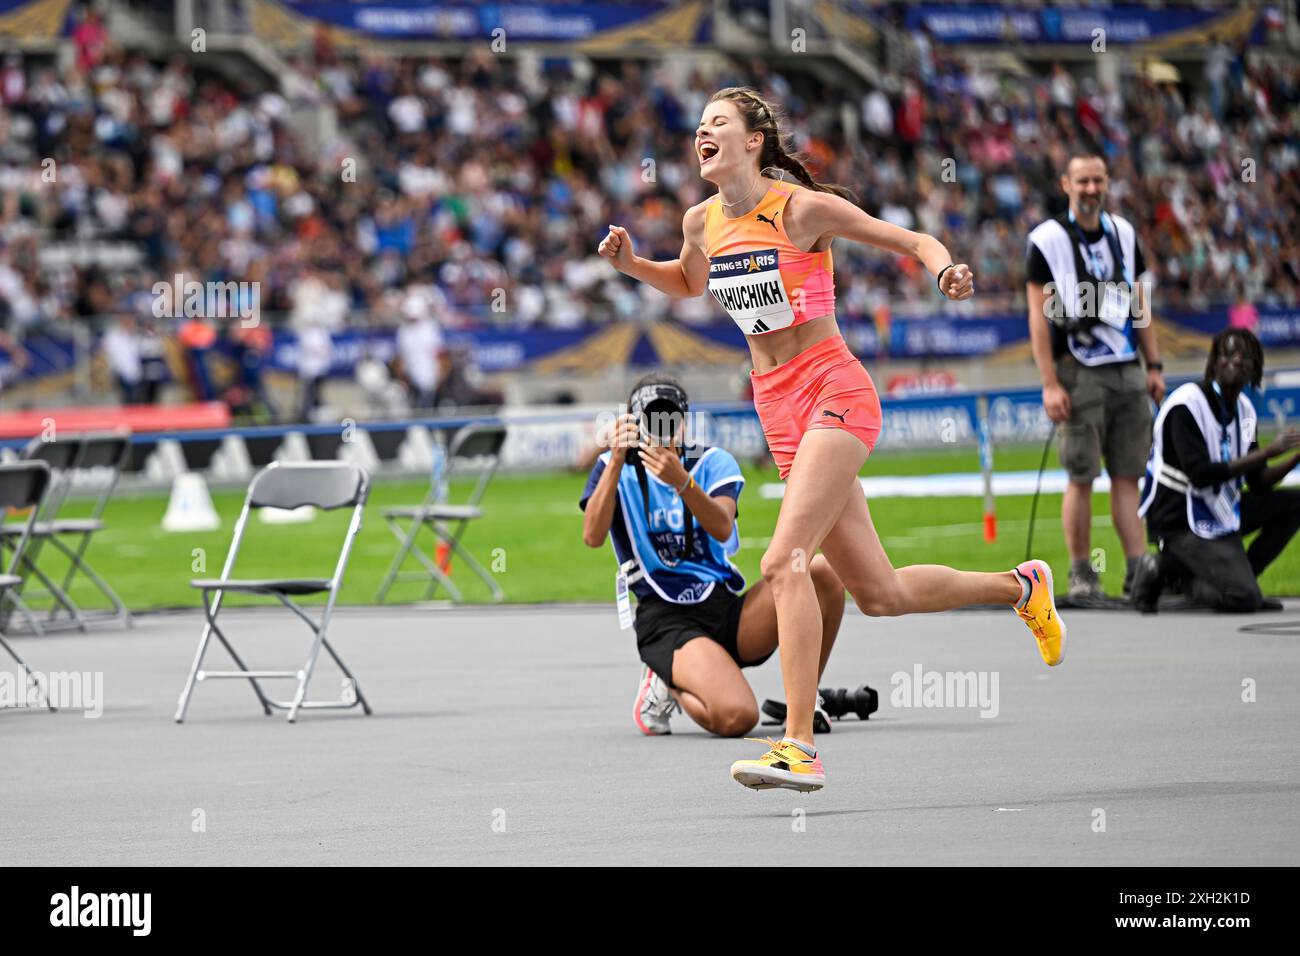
[598,224,636,272]
[940,263,975,300]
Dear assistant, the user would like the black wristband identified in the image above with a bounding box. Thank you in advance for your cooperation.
[936,263,955,296]
[1146,361,1164,372]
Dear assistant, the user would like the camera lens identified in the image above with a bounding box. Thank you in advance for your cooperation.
[641,398,684,446]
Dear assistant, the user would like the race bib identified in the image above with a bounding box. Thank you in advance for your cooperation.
[708,249,796,335]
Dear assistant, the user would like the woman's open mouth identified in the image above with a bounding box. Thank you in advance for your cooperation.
[698,142,719,166]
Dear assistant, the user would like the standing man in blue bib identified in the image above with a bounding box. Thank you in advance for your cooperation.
[1026,154,1166,600]
[580,373,846,737]
[1132,329,1300,613]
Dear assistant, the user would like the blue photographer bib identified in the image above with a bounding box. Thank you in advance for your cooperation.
[580,446,745,603]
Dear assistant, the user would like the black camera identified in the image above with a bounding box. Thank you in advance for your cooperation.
[626,382,689,464]
[1044,282,1105,343]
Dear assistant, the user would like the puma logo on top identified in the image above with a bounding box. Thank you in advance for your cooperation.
[756,212,779,231]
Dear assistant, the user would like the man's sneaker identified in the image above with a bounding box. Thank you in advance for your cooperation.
[730,737,825,792]
[1067,567,1103,602]
[1129,552,1164,614]
[1015,559,1066,666]
[633,664,678,735]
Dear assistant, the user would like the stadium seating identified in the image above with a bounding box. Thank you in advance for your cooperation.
[2,31,1296,363]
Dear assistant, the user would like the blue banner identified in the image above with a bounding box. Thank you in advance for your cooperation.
[274,1,712,44]
[264,326,596,376]
[897,3,1266,46]
[1162,308,1300,352]
[131,306,1300,380]
[690,307,1300,361]
[7,306,1300,390]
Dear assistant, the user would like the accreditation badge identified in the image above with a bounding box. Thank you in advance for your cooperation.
[1098,282,1132,330]
[615,570,633,630]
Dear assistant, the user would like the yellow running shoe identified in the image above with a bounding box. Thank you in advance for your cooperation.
[1015,559,1065,666]
[730,737,825,793]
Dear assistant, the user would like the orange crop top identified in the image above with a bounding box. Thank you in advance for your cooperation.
[701,180,836,336]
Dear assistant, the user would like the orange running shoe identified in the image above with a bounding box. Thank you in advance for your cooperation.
[1015,559,1065,666]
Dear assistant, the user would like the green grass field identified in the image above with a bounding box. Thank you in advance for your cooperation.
[22,441,1297,614]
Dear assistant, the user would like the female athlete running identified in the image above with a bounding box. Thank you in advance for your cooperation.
[597,87,1065,794]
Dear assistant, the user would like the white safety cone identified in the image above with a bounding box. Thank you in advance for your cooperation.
[161,472,221,532]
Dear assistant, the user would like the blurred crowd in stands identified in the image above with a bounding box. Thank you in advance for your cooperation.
[1,6,1298,417]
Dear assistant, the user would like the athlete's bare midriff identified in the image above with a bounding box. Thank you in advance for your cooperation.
[746,313,840,372]
[687,181,842,373]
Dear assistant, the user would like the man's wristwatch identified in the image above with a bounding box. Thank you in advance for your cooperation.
[1146,361,1164,372]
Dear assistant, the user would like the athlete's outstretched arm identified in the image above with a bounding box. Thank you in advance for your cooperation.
[597,208,710,298]
[799,191,974,300]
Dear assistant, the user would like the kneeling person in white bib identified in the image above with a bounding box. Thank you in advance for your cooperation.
[580,373,846,737]
[1134,329,1300,613]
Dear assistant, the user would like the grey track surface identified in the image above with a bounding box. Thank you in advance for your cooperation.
[2,604,1298,866]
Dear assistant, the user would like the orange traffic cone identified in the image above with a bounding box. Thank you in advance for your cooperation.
[436,541,453,575]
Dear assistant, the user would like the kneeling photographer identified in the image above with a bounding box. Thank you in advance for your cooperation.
[580,373,847,737]
[1132,329,1300,613]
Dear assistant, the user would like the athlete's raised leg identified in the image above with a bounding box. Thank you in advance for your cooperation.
[819,464,1066,668]
[820,485,1022,617]
[753,427,1063,752]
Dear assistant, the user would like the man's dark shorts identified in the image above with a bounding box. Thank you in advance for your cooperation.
[1056,356,1152,482]
[633,587,774,689]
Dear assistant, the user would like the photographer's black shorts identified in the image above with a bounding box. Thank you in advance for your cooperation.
[633,586,773,690]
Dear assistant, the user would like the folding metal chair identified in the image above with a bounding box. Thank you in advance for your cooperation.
[174,461,372,724]
[42,432,133,629]
[0,436,83,635]
[0,461,55,712]
[375,423,507,604]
